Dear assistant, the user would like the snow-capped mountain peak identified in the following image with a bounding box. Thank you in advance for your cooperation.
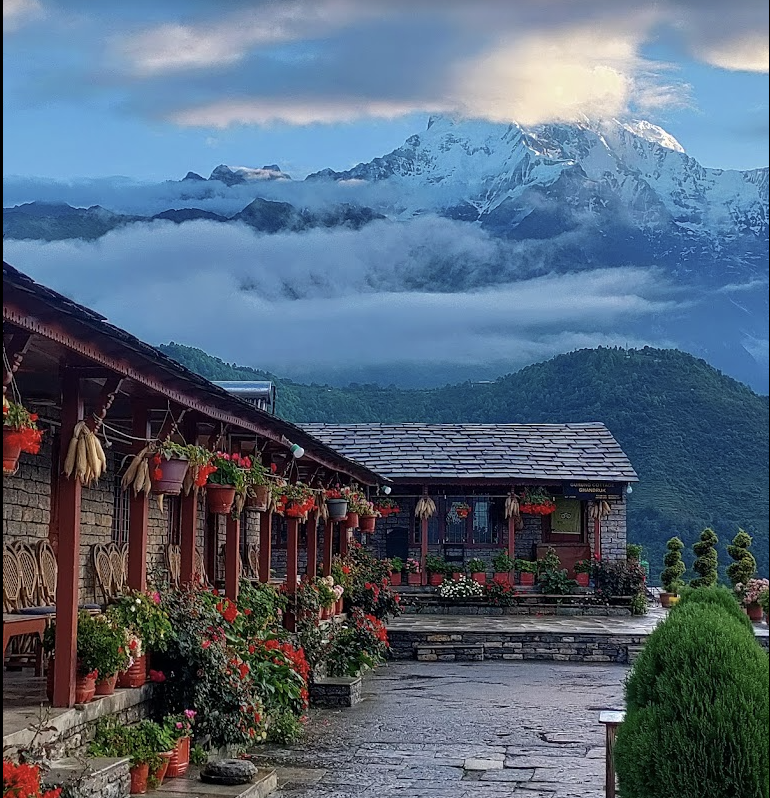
[209,164,291,186]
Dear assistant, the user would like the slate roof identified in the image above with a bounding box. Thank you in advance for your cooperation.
[301,423,638,483]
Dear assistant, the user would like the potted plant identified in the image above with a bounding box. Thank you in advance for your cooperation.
[515,559,538,586]
[3,397,43,474]
[425,554,448,586]
[325,487,349,521]
[736,578,770,622]
[690,527,719,588]
[660,536,686,608]
[375,498,401,518]
[92,616,131,696]
[241,457,270,510]
[43,611,102,704]
[491,551,515,585]
[626,543,643,562]
[759,587,770,624]
[148,441,194,496]
[437,575,484,600]
[343,486,369,529]
[405,558,421,586]
[164,710,196,779]
[518,487,556,516]
[205,452,246,514]
[453,501,472,520]
[573,559,592,588]
[273,481,316,519]
[467,558,487,584]
[388,557,404,586]
[359,500,378,533]
[1,759,61,798]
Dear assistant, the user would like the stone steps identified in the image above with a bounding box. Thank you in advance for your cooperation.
[146,767,277,798]
[416,643,485,662]
[42,756,130,798]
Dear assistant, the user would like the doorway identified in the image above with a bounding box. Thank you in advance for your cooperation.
[385,527,409,563]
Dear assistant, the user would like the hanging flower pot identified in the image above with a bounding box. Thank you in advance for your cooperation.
[117,654,147,688]
[344,511,359,529]
[95,673,118,696]
[74,672,97,704]
[3,428,22,475]
[326,498,348,521]
[206,484,236,514]
[167,737,191,778]
[246,484,270,511]
[129,763,150,795]
[359,514,377,533]
[149,455,189,495]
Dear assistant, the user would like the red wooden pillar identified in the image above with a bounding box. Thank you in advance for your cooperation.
[420,517,429,586]
[322,520,334,576]
[225,514,240,600]
[258,510,272,583]
[306,511,318,580]
[127,402,150,590]
[284,517,299,631]
[53,371,82,708]
[507,516,516,561]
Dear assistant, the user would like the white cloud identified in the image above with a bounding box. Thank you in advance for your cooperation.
[696,34,769,73]
[3,0,42,34]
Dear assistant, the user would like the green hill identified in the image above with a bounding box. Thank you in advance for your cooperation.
[159,343,770,579]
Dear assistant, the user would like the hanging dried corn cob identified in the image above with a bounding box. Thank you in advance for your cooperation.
[504,491,521,520]
[415,495,436,520]
[63,421,109,487]
[120,445,152,495]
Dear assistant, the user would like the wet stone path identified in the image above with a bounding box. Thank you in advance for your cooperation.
[252,660,626,798]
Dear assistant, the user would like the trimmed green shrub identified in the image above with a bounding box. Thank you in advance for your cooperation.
[660,536,686,593]
[691,527,719,587]
[615,603,769,798]
[675,585,753,633]
[727,529,757,588]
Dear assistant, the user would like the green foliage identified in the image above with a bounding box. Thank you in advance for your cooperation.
[626,543,643,561]
[614,602,769,798]
[592,560,647,602]
[466,558,486,574]
[691,528,719,587]
[675,585,753,633]
[759,589,769,617]
[538,547,562,573]
[43,611,113,676]
[514,559,538,574]
[537,568,577,595]
[89,718,173,769]
[266,711,305,744]
[159,344,770,579]
[190,745,208,767]
[491,551,516,573]
[324,609,389,677]
[661,536,686,593]
[727,529,757,588]
[425,554,449,575]
[388,557,403,573]
[629,592,648,616]
[107,590,172,652]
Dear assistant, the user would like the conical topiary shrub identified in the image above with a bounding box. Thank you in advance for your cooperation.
[726,529,757,589]
[614,601,769,798]
[661,536,686,594]
[690,527,718,588]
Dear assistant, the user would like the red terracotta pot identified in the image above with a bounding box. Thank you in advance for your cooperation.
[335,599,344,615]
[129,763,150,795]
[246,484,270,511]
[344,512,359,529]
[117,654,147,688]
[359,514,376,533]
[74,673,97,704]
[95,673,118,696]
[746,602,763,622]
[575,572,590,587]
[2,429,22,475]
[519,572,535,586]
[153,752,173,786]
[167,737,190,778]
[206,484,236,514]
[471,572,487,585]
[429,573,444,586]
[150,456,189,495]
[407,573,421,586]
[390,572,402,586]
[451,572,463,581]
[493,573,510,585]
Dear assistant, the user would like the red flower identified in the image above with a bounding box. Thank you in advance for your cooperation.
[29,413,38,422]
[149,669,166,683]
[238,662,250,679]
[202,639,211,649]
[270,463,277,473]
[152,468,163,480]
[243,608,252,616]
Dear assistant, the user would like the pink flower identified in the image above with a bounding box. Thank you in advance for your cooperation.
[175,722,183,729]
[151,591,161,604]
[184,709,197,719]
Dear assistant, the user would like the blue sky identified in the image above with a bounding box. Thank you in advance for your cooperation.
[3,0,768,181]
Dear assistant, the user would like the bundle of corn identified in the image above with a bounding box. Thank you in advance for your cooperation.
[415,495,436,520]
[63,421,108,486]
[120,445,152,495]
[588,500,612,520]
[504,492,521,521]
[317,491,329,522]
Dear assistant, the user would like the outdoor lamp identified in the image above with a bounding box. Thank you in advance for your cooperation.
[382,485,392,495]
[289,443,305,459]
[626,484,633,495]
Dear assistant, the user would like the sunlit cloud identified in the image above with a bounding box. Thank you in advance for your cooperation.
[3,0,43,34]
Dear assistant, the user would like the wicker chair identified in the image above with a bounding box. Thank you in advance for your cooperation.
[246,543,259,580]
[2,543,22,613]
[165,543,209,587]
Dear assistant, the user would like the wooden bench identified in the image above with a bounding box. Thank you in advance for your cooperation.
[599,710,625,798]
[2,614,46,674]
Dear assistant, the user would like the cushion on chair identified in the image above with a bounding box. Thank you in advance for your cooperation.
[17,606,56,615]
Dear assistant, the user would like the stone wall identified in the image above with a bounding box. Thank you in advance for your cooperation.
[597,497,627,560]
[3,439,54,542]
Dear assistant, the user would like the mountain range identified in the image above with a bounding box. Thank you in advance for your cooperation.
[4,115,768,391]
[158,342,770,581]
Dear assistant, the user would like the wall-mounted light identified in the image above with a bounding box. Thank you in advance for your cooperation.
[626,484,633,495]
[382,485,392,495]
[289,443,305,459]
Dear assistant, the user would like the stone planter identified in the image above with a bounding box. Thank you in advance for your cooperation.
[471,573,487,584]
[95,673,118,696]
[407,573,421,586]
[206,484,236,514]
[359,514,377,533]
[575,572,590,587]
[746,602,763,622]
[117,654,147,688]
[246,484,269,511]
[167,736,190,778]
[428,573,444,586]
[326,498,348,521]
[2,428,22,475]
[390,572,402,586]
[129,763,150,795]
[518,572,535,586]
[149,455,188,495]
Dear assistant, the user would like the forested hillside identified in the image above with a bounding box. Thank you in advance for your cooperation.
[159,343,769,579]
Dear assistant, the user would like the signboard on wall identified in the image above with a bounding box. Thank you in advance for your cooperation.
[562,482,624,500]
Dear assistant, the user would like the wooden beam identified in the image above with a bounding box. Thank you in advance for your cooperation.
[225,514,240,601]
[508,487,516,560]
[258,510,272,583]
[305,511,318,580]
[127,401,150,591]
[84,377,123,433]
[52,370,82,708]
[2,332,32,396]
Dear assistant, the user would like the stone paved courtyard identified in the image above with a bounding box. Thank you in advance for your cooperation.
[254,660,627,798]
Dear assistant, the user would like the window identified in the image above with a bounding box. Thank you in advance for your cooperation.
[444,497,467,544]
[111,475,130,544]
[471,498,497,545]
[272,514,287,549]
[167,496,181,545]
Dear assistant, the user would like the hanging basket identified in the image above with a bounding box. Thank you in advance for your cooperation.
[344,511,359,529]
[326,498,349,521]
[359,514,376,533]
[246,484,270,511]
[206,484,236,514]
[149,456,189,496]
[3,428,22,475]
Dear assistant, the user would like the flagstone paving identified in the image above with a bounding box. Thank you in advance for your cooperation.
[253,660,628,797]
